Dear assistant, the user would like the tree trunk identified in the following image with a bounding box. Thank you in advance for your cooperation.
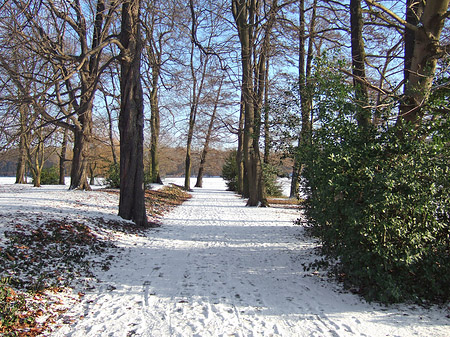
[89,163,96,185]
[184,42,196,191]
[232,0,275,207]
[64,0,110,191]
[105,92,118,166]
[149,64,162,184]
[32,171,41,187]
[15,104,28,184]
[290,0,315,198]
[263,57,270,165]
[185,43,208,191]
[59,125,68,185]
[69,125,91,190]
[118,0,148,227]
[290,0,305,198]
[350,0,370,128]
[15,132,27,184]
[184,138,192,190]
[195,78,223,188]
[404,0,422,87]
[236,94,246,196]
[15,148,26,184]
[27,129,45,188]
[398,0,449,126]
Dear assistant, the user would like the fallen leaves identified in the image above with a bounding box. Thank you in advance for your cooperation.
[0,218,117,336]
[0,183,192,336]
[144,185,192,219]
[0,281,46,336]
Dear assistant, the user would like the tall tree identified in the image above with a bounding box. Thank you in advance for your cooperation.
[15,103,28,184]
[195,76,223,187]
[232,0,279,206]
[58,122,69,185]
[4,0,122,190]
[364,0,450,127]
[185,44,209,191]
[142,0,175,184]
[118,0,148,226]
[350,0,370,128]
[236,93,246,196]
[398,0,449,126]
[290,0,316,198]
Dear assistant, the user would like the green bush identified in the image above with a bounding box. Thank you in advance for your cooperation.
[301,56,450,303]
[262,163,283,197]
[221,151,283,197]
[105,162,120,188]
[221,151,238,191]
[34,166,59,185]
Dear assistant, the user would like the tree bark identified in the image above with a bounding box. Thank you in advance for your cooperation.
[103,86,118,166]
[290,0,315,198]
[236,93,246,196]
[403,0,422,87]
[350,0,370,128]
[15,142,27,184]
[26,126,45,188]
[15,105,27,184]
[232,0,277,207]
[89,162,96,185]
[195,77,223,188]
[69,123,91,190]
[59,125,69,185]
[239,2,261,206]
[398,0,449,126]
[185,44,208,191]
[118,0,148,227]
[263,57,270,165]
[149,63,162,184]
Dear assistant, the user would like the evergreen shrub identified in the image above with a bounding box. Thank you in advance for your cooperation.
[305,123,450,303]
[105,162,120,188]
[221,151,238,191]
[35,166,59,185]
[302,56,450,303]
[222,151,283,197]
[262,163,283,197]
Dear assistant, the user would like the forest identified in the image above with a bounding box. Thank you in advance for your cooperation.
[0,0,449,304]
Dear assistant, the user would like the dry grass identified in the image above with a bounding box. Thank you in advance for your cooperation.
[267,197,304,208]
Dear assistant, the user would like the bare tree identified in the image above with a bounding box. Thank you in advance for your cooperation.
[351,0,370,128]
[195,76,224,187]
[141,0,178,184]
[185,43,209,190]
[236,93,246,196]
[232,0,281,206]
[58,120,69,184]
[364,0,450,127]
[289,0,317,198]
[3,0,122,190]
[118,0,148,226]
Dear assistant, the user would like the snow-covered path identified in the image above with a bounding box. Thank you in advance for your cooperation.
[47,178,449,337]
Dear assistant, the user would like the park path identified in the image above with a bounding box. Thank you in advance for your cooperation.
[52,178,449,337]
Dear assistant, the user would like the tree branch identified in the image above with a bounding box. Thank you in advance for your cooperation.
[364,0,418,31]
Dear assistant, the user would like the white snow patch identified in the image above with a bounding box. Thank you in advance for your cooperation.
[0,177,448,336]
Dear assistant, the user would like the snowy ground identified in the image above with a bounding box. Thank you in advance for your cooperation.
[0,177,449,336]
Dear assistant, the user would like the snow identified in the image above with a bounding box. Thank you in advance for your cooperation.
[0,177,449,336]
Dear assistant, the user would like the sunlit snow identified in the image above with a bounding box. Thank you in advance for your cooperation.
[0,177,448,336]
